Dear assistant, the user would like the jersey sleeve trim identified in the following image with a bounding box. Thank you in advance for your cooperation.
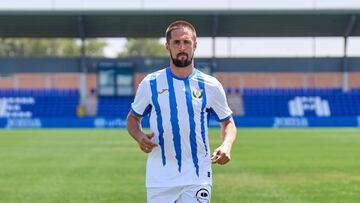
[207,107,232,122]
[131,104,152,117]
[219,114,232,122]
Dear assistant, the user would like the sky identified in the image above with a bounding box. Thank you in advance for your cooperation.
[2,0,360,10]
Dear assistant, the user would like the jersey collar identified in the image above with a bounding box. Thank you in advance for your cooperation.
[166,67,197,81]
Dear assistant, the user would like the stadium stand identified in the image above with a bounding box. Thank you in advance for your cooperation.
[1,86,359,119]
[0,89,79,118]
[96,96,133,118]
[241,88,360,117]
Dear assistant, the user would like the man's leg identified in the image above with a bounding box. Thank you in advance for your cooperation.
[147,186,183,203]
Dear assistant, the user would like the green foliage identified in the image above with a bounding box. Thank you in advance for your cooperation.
[0,129,360,203]
[118,38,168,57]
[85,39,108,57]
[0,38,107,57]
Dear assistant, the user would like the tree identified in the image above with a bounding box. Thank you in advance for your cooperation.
[118,38,168,57]
[83,39,107,57]
[0,38,107,57]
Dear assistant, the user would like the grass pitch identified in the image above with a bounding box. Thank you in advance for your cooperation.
[0,128,359,203]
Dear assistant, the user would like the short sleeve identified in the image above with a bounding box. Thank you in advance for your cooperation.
[208,80,232,122]
[131,78,152,117]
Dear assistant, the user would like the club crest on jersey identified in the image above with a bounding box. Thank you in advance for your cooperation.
[192,88,203,99]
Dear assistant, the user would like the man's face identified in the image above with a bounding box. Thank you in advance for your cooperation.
[166,27,197,68]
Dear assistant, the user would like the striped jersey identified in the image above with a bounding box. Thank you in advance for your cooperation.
[131,67,232,187]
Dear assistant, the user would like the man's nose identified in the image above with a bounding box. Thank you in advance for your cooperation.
[179,43,186,51]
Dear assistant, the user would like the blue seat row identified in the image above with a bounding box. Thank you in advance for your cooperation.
[0,88,80,118]
[97,96,134,117]
[241,88,343,96]
[0,88,79,96]
[243,93,360,116]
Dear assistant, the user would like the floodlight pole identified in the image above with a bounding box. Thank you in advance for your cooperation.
[343,37,349,92]
[211,15,219,74]
[78,16,87,109]
[342,15,356,92]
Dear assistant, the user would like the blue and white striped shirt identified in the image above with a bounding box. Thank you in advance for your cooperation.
[131,67,232,187]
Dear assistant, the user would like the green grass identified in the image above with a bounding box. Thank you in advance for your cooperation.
[0,128,359,203]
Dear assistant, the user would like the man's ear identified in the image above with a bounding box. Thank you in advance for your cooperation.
[165,42,169,51]
[194,41,197,50]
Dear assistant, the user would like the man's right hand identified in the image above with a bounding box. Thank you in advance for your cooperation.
[138,133,158,153]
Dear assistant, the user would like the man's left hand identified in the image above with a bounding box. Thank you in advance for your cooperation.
[211,145,231,165]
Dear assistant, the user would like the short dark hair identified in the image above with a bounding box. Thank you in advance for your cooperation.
[165,20,197,43]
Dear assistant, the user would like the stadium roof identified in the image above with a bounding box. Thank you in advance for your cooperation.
[0,9,359,38]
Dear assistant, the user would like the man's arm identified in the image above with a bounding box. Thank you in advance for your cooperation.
[211,117,237,165]
[126,112,158,153]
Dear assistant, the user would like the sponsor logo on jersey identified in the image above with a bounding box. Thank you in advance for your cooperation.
[158,88,168,94]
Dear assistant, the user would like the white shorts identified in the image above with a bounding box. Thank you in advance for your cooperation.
[147,184,212,203]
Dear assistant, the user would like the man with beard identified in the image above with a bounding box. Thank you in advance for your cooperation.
[126,20,237,203]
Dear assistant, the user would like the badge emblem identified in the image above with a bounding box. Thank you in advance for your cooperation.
[192,88,203,99]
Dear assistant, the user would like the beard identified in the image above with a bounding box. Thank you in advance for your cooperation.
[170,51,193,68]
